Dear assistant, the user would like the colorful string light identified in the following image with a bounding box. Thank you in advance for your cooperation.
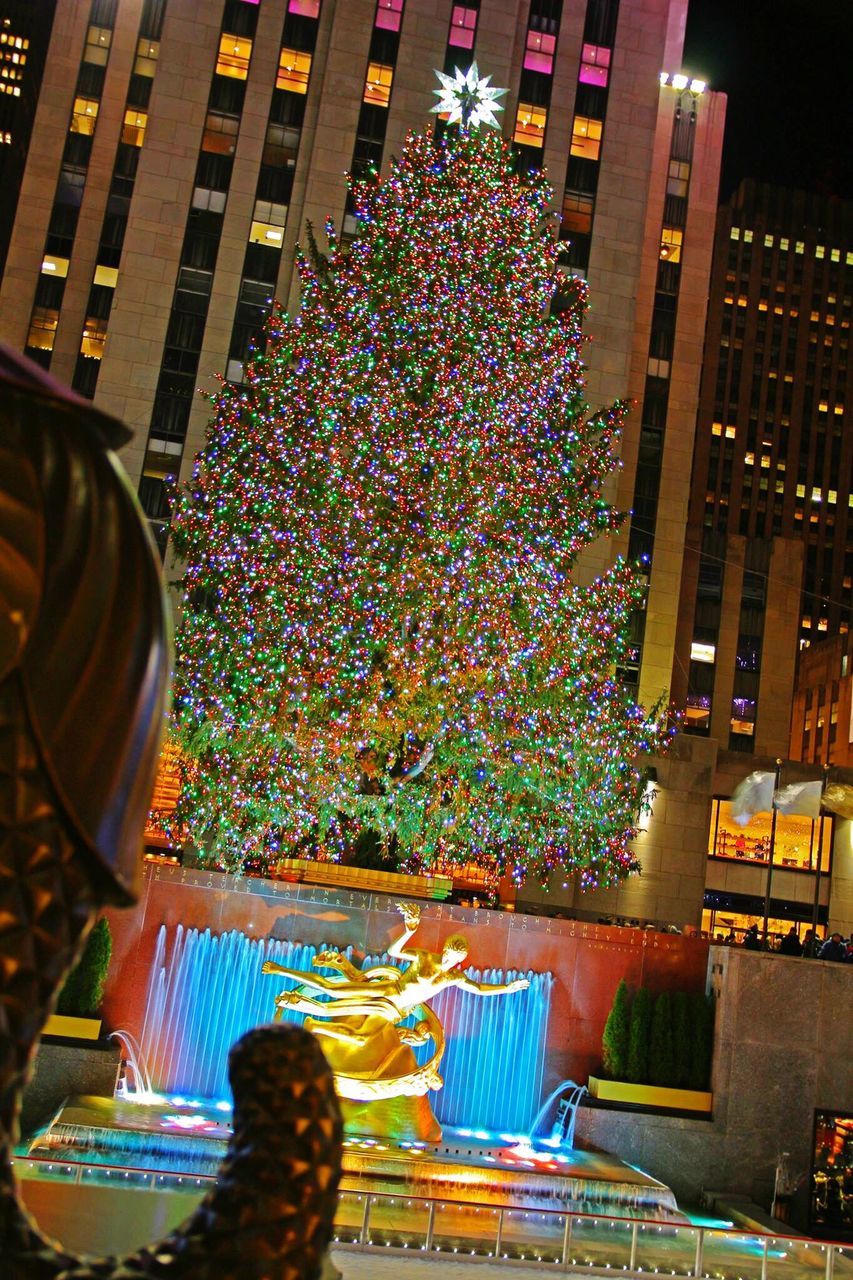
[164,123,668,889]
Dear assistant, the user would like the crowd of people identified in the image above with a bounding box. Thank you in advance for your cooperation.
[729,923,853,959]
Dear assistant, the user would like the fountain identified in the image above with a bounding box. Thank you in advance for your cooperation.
[136,924,553,1134]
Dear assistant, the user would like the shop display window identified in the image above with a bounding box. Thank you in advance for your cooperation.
[810,1111,853,1239]
[708,798,832,873]
[700,907,824,950]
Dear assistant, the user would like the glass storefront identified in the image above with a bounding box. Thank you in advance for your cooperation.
[810,1111,853,1239]
[708,798,832,873]
[701,903,825,948]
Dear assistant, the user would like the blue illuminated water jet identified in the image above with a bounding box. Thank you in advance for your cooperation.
[138,926,553,1133]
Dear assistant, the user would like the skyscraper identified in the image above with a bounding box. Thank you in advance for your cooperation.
[0,0,724,710]
[675,181,853,757]
[0,0,731,928]
[0,1,58,276]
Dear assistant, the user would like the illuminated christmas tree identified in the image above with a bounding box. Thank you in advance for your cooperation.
[167,74,666,889]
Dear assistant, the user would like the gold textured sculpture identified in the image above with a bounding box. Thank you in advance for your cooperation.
[262,902,528,1127]
[0,347,342,1279]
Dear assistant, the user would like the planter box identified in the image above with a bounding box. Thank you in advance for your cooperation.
[275,857,453,900]
[43,1014,102,1041]
[588,1074,713,1114]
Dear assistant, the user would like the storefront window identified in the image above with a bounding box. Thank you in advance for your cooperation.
[708,798,832,872]
[810,1111,853,1238]
[700,907,825,949]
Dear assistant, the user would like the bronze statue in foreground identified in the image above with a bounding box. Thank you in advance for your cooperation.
[0,346,342,1278]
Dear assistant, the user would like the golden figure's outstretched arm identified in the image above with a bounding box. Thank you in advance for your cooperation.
[387,901,421,961]
[455,974,529,997]
[262,960,336,992]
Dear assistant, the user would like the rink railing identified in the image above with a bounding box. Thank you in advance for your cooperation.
[13,1155,853,1279]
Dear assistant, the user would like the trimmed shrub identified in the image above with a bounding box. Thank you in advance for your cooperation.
[649,992,674,1086]
[601,979,631,1080]
[688,991,715,1090]
[57,917,112,1019]
[626,987,653,1083]
[671,990,691,1088]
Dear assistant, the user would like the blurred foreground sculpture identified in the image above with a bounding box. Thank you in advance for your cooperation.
[0,346,342,1278]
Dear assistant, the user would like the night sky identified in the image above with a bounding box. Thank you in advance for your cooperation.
[683,0,853,202]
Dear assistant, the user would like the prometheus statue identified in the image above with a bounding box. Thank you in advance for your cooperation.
[262,902,528,1104]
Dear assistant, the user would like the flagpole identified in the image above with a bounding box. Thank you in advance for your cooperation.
[761,758,783,949]
[810,765,829,946]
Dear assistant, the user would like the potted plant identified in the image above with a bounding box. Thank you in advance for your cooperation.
[588,982,714,1113]
[44,917,112,1040]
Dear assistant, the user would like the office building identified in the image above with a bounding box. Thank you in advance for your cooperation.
[0,0,731,929]
[0,2,58,275]
[674,181,853,758]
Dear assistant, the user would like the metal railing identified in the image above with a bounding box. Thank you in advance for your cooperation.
[13,1156,852,1278]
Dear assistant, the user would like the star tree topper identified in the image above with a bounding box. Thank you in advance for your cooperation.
[431,63,506,130]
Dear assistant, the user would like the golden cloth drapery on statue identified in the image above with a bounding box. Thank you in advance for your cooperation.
[263,902,529,1142]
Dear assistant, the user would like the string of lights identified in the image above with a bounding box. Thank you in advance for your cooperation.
[163,120,670,889]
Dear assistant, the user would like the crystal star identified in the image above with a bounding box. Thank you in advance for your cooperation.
[431,63,506,130]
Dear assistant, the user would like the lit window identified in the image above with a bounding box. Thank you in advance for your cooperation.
[796,240,804,253]
[743,229,753,243]
[744,452,755,466]
[216,34,252,80]
[764,234,773,247]
[815,245,825,259]
[26,307,59,351]
[202,111,239,154]
[828,490,838,504]
[93,264,118,287]
[570,115,602,160]
[779,237,789,250]
[83,24,111,66]
[376,0,404,32]
[647,356,670,378]
[730,227,740,240]
[277,47,311,93]
[579,42,610,87]
[364,62,393,106]
[80,317,107,359]
[134,37,159,77]
[561,191,593,236]
[725,425,736,438]
[41,255,69,277]
[253,198,287,227]
[691,641,715,664]
[711,422,722,435]
[796,484,805,498]
[249,220,285,246]
[524,28,556,75]
[121,109,147,146]
[192,186,227,213]
[667,158,690,197]
[288,0,320,14]
[71,96,99,135]
[812,487,822,502]
[659,226,682,263]
[448,4,477,49]
[514,101,547,147]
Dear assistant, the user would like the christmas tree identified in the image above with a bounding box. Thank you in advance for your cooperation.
[166,73,666,889]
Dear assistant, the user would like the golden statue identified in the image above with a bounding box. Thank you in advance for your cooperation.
[262,903,528,1140]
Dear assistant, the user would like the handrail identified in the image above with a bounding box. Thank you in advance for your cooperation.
[13,1154,852,1252]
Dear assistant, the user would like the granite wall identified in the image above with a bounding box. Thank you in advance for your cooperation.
[576,945,853,1218]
